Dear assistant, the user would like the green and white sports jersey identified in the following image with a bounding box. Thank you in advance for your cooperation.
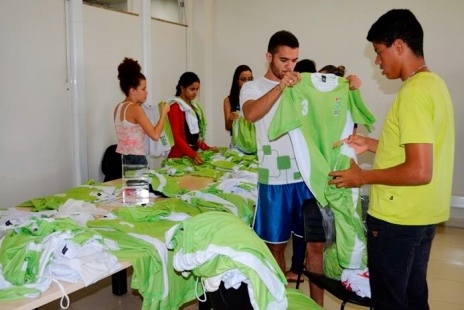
[18,184,116,211]
[232,117,257,154]
[240,77,302,185]
[269,73,376,273]
[286,288,323,310]
[166,211,287,310]
[179,190,254,224]
[88,218,197,310]
[0,218,120,301]
[269,73,376,206]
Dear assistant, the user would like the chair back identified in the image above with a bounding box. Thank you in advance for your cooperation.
[207,281,253,310]
[101,144,122,182]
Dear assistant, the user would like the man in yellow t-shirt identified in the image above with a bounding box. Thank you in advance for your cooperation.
[328,9,455,310]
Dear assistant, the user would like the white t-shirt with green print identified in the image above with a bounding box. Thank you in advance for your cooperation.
[240,76,302,185]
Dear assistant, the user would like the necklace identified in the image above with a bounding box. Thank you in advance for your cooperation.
[406,64,427,80]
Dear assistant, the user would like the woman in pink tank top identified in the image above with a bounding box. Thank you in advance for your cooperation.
[114,57,170,165]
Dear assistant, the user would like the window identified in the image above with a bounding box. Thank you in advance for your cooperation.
[84,0,186,25]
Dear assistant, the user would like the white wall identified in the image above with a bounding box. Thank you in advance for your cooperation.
[0,0,462,208]
[192,0,464,196]
[83,6,141,185]
[0,0,187,207]
[83,5,187,181]
[0,0,74,207]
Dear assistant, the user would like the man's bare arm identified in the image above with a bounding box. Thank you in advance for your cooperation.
[242,84,284,123]
[243,71,300,122]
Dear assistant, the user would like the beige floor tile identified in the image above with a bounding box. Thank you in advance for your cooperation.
[429,300,464,310]
[322,294,366,310]
[428,277,464,305]
[428,260,464,282]
[438,225,464,236]
[430,244,464,263]
[115,299,144,310]
[433,231,464,247]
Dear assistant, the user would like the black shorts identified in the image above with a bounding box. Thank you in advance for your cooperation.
[302,198,326,242]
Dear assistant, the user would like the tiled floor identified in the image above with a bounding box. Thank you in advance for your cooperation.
[39,224,464,310]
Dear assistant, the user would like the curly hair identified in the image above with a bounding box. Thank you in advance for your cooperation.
[319,65,346,77]
[117,57,146,96]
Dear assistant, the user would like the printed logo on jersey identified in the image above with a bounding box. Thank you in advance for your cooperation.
[333,97,342,116]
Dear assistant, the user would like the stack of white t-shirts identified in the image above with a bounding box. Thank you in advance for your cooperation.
[0,209,57,237]
[45,233,121,286]
[54,198,110,226]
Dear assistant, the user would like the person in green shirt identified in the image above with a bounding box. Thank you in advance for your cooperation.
[329,9,455,310]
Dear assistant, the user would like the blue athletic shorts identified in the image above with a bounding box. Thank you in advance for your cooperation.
[253,182,313,243]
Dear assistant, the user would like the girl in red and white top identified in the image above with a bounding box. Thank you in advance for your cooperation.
[168,72,217,165]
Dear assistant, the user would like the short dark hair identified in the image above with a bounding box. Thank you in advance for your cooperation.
[267,30,299,55]
[294,59,317,73]
[367,9,424,57]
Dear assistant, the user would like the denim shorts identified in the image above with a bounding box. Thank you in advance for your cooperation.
[122,154,148,165]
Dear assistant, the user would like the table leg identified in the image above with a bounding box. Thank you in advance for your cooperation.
[111,269,127,296]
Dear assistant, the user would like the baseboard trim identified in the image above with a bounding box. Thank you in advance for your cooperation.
[446,195,464,228]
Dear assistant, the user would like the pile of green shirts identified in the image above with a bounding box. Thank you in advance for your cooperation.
[166,211,287,310]
[17,181,117,211]
[0,218,120,301]
[88,204,199,310]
